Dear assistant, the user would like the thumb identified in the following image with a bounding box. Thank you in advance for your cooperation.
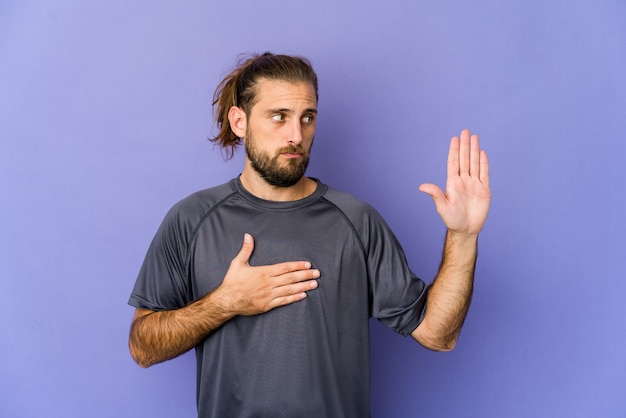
[419,183,446,206]
[235,233,255,265]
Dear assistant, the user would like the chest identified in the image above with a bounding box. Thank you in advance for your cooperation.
[187,206,367,303]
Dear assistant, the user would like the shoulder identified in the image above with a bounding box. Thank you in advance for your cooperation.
[160,180,237,232]
[173,181,235,212]
[321,184,381,221]
[320,184,392,244]
[320,183,400,255]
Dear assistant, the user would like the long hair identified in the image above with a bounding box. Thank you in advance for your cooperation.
[210,52,318,159]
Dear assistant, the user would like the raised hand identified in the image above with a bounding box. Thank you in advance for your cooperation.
[217,233,320,316]
[418,130,491,235]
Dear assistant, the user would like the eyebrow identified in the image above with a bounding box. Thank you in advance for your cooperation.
[264,107,318,115]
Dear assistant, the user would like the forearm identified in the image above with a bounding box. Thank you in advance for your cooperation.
[412,230,478,351]
[129,290,235,368]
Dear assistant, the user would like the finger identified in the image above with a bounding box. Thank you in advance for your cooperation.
[266,260,317,280]
[447,135,460,179]
[419,183,446,205]
[458,129,470,175]
[269,291,309,309]
[234,233,254,265]
[470,133,480,178]
[280,279,319,295]
[480,149,490,186]
[283,265,320,284]
[270,280,319,308]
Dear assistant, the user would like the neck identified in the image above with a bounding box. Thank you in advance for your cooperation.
[240,166,316,202]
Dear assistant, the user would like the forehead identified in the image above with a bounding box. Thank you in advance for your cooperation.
[251,78,317,110]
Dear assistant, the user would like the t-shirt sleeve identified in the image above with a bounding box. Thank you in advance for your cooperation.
[362,205,428,336]
[128,205,192,311]
[323,188,428,337]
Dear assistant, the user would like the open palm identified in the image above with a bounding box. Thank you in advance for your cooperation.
[419,130,491,235]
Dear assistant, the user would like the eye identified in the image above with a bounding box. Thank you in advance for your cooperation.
[271,114,285,122]
[301,115,315,125]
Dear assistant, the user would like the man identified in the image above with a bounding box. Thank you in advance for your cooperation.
[128,52,490,417]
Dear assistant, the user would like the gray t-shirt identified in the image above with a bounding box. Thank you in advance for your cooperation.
[129,177,428,417]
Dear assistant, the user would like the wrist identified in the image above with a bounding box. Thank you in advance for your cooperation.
[199,287,238,321]
[446,229,479,243]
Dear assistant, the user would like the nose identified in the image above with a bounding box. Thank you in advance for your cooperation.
[288,119,303,145]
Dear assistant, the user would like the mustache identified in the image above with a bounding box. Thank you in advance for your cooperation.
[277,144,308,155]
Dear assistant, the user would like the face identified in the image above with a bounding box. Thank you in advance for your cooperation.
[245,127,312,187]
[240,79,317,187]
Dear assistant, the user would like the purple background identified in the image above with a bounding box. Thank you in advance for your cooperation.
[2,1,625,417]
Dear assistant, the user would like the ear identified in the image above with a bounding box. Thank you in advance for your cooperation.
[228,106,247,139]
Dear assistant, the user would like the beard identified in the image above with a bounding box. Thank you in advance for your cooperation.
[244,129,312,188]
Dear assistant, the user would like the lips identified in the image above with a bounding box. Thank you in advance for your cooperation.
[278,145,306,158]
